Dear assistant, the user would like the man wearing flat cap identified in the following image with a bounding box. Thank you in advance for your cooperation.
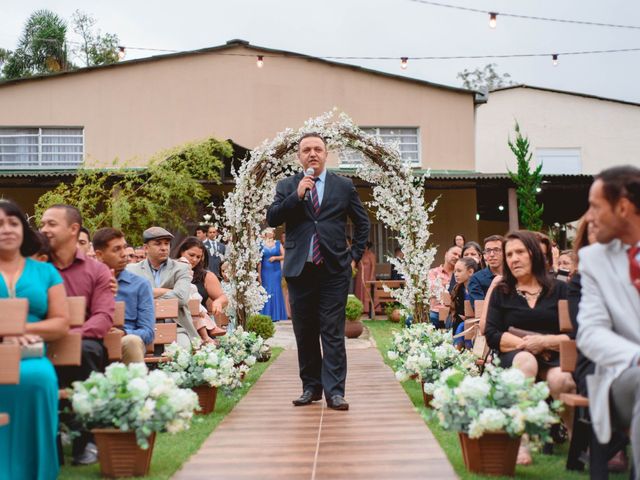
[127,227,199,346]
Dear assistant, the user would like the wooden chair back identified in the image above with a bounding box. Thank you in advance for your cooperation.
[113,301,125,328]
[438,307,450,322]
[370,280,405,314]
[145,323,178,355]
[154,299,179,319]
[188,298,201,317]
[559,339,578,373]
[558,299,573,333]
[464,300,474,318]
[0,298,28,337]
[47,296,86,366]
[0,343,21,384]
[474,300,485,320]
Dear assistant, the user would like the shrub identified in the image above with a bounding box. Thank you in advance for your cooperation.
[246,314,275,340]
[345,294,363,321]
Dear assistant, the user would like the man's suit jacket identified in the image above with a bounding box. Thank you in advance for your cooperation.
[126,258,199,340]
[576,240,640,443]
[203,239,225,277]
[266,171,369,278]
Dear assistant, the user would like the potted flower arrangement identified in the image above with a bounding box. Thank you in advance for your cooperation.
[388,324,478,406]
[218,325,268,366]
[429,364,560,476]
[161,341,246,414]
[246,313,274,361]
[384,302,405,323]
[70,363,198,478]
[345,294,364,338]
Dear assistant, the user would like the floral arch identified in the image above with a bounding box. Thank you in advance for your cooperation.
[212,110,439,327]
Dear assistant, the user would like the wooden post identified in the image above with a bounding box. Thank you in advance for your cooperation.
[508,188,519,231]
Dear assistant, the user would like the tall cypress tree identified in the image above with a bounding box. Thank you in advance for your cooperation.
[508,122,544,231]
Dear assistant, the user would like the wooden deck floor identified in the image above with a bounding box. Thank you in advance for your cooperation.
[173,348,457,480]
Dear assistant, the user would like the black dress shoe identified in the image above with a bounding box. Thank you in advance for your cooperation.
[292,390,322,406]
[327,395,349,411]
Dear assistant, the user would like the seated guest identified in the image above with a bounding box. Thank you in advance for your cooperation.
[133,246,146,262]
[127,227,199,347]
[428,245,461,328]
[174,237,227,339]
[485,230,575,465]
[124,244,136,264]
[450,257,480,349]
[535,232,555,273]
[390,246,404,281]
[468,235,504,307]
[577,166,640,477]
[93,228,155,364]
[453,233,466,249]
[78,226,91,255]
[40,204,114,465]
[194,224,207,242]
[557,250,578,280]
[461,241,486,269]
[0,200,69,480]
[32,231,52,262]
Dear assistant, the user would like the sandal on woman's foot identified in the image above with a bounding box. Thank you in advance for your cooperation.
[209,326,227,337]
[516,445,533,466]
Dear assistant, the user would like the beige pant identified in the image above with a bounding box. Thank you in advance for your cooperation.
[121,334,145,364]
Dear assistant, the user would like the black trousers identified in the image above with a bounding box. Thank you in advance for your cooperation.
[287,263,350,398]
[56,338,107,457]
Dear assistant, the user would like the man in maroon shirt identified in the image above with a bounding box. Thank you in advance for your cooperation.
[40,204,114,465]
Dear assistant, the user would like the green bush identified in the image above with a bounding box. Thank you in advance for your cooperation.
[246,314,275,340]
[345,294,364,321]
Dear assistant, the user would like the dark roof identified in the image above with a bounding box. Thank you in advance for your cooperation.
[0,39,475,96]
[490,84,640,108]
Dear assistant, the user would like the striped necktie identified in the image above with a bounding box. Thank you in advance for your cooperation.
[630,245,640,294]
[310,179,323,265]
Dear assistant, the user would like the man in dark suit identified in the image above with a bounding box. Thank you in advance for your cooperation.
[203,225,226,279]
[267,133,369,411]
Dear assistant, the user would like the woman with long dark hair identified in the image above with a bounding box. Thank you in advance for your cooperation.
[174,236,227,337]
[485,230,575,464]
[449,257,480,349]
[0,199,69,480]
[461,241,485,269]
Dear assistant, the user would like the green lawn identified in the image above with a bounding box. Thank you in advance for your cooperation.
[59,347,282,480]
[364,320,626,480]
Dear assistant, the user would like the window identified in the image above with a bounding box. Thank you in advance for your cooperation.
[536,148,581,175]
[340,127,420,167]
[0,127,84,169]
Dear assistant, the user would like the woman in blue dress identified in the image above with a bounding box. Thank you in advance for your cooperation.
[0,199,69,480]
[259,228,287,321]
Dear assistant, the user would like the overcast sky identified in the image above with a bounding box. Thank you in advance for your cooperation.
[2,0,639,102]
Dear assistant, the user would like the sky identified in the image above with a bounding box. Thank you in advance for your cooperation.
[1,0,639,103]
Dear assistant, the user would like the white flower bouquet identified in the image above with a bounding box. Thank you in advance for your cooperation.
[70,363,199,448]
[217,326,266,366]
[160,340,247,394]
[430,363,561,443]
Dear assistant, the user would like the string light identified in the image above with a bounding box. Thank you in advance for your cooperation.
[400,57,408,69]
[117,46,126,60]
[552,54,559,66]
[498,205,505,211]
[489,12,498,29]
[256,55,264,68]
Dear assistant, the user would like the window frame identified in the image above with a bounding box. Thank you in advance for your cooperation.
[0,126,85,169]
[339,126,421,168]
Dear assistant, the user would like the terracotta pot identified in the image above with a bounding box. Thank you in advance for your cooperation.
[345,319,363,338]
[192,385,218,415]
[389,309,402,323]
[420,380,433,408]
[458,431,521,476]
[92,429,155,478]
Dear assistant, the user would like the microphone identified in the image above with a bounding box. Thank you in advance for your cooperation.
[303,167,314,202]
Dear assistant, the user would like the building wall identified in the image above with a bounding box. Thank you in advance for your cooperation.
[0,45,475,171]
[475,88,640,175]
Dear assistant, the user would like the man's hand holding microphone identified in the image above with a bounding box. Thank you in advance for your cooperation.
[297,167,315,200]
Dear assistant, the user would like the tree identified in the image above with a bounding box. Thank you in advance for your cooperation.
[507,122,544,231]
[34,138,232,245]
[72,10,119,67]
[457,63,513,93]
[2,9,70,80]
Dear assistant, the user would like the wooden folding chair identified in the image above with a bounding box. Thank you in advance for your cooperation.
[144,299,179,364]
[47,296,85,367]
[104,301,126,362]
[0,298,28,427]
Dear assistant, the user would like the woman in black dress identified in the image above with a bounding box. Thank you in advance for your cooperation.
[485,230,576,463]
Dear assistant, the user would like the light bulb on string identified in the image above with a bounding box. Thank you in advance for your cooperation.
[400,57,408,70]
[256,55,264,68]
[489,12,498,29]
[498,205,505,212]
[552,54,559,66]
[117,46,126,60]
